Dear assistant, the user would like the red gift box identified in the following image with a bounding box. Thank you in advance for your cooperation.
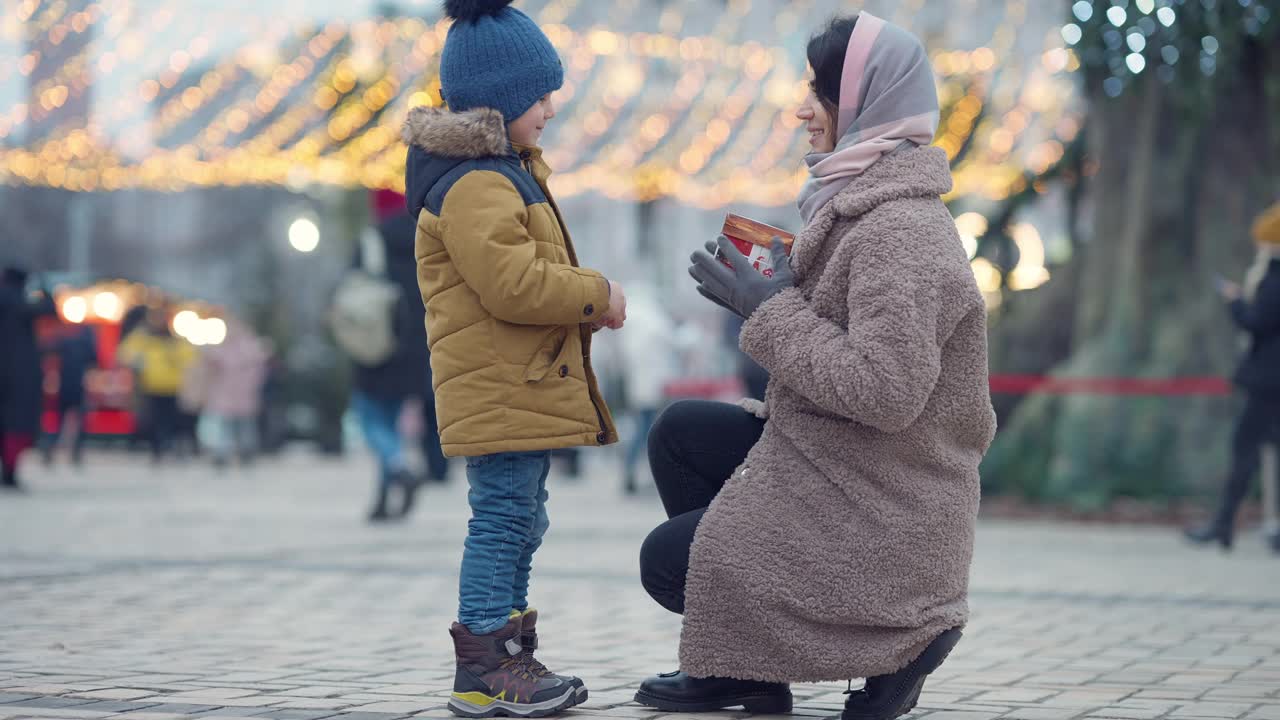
[720,214,795,278]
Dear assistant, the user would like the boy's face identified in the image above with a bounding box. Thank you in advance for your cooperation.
[508,94,556,147]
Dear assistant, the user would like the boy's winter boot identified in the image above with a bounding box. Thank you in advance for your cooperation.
[518,610,586,705]
[449,617,576,718]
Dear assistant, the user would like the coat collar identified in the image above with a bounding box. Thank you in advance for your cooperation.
[403,107,555,217]
[790,145,952,278]
[511,142,552,184]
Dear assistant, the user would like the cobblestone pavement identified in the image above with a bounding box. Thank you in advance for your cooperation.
[1,450,1278,720]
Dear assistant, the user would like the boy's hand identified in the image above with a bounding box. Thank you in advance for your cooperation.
[597,281,627,330]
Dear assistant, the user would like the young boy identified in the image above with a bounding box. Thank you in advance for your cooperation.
[401,1,626,717]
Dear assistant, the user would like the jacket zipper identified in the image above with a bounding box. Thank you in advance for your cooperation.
[519,149,610,444]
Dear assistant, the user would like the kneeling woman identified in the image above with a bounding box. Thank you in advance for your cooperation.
[635,13,997,720]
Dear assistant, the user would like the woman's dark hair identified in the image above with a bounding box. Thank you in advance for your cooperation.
[806,15,858,123]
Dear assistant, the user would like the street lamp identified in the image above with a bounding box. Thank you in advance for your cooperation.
[288,217,320,253]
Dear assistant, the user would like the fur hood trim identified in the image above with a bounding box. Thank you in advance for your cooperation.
[402,106,508,159]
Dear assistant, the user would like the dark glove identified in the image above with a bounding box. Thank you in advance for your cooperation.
[689,240,742,316]
[689,235,793,319]
[696,281,743,318]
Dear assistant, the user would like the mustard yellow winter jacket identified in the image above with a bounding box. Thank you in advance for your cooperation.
[402,106,618,457]
[117,329,198,397]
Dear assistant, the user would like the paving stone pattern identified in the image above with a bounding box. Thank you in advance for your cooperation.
[2,451,1277,720]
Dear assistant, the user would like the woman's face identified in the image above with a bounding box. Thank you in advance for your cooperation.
[796,68,837,153]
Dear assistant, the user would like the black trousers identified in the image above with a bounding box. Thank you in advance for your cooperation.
[639,400,764,614]
[144,394,180,460]
[1218,393,1280,523]
[42,398,88,463]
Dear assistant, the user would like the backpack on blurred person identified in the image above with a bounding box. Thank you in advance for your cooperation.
[329,227,401,367]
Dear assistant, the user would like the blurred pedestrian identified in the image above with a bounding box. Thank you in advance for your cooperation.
[1186,201,1280,552]
[619,284,679,494]
[119,303,150,451]
[198,318,269,469]
[177,352,207,457]
[41,322,98,467]
[0,266,56,491]
[334,190,436,522]
[117,308,197,463]
[174,376,203,460]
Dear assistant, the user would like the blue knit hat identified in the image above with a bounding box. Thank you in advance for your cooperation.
[439,0,565,123]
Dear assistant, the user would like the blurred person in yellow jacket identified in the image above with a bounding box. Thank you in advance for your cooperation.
[118,308,197,463]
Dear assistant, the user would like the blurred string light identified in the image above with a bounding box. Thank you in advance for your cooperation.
[1066,0,1272,98]
[49,280,223,345]
[100,2,306,143]
[92,290,122,322]
[172,310,227,346]
[1,0,1080,209]
[288,217,320,253]
[954,212,988,259]
[172,310,200,337]
[970,257,1004,306]
[1008,222,1050,291]
[61,295,88,324]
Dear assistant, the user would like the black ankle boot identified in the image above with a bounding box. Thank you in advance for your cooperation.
[367,484,392,523]
[1184,511,1234,550]
[842,628,962,720]
[392,469,421,518]
[635,671,791,713]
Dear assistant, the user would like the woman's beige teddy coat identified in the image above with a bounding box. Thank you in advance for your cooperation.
[679,145,997,682]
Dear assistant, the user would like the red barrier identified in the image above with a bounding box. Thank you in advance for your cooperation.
[988,375,1232,396]
[664,377,744,399]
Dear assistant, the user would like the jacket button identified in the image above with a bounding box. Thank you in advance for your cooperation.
[596,431,607,444]
[584,304,594,316]
[558,365,569,378]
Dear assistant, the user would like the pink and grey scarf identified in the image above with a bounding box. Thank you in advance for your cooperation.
[797,12,940,226]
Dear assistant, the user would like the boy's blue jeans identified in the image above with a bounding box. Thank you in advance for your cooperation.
[459,451,552,635]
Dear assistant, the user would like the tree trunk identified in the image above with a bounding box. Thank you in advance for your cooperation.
[983,45,1280,508]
